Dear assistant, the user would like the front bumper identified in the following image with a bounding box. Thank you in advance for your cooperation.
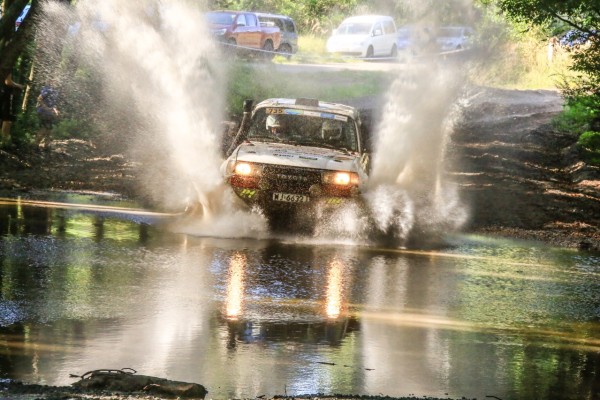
[227,164,360,210]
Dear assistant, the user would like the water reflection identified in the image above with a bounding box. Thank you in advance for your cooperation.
[221,252,356,349]
[224,253,245,319]
[0,202,599,399]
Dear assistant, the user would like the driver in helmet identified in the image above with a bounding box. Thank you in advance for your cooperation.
[321,119,344,145]
[266,114,288,140]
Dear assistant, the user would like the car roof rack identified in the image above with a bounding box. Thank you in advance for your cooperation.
[295,98,320,107]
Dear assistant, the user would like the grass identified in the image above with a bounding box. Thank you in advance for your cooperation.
[469,37,575,90]
[226,61,393,116]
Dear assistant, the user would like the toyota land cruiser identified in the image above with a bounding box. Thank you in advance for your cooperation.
[222,98,370,228]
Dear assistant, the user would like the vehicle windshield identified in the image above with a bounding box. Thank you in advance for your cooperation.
[205,12,235,25]
[247,108,359,152]
[335,22,372,35]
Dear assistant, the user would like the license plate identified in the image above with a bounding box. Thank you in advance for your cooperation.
[273,192,309,203]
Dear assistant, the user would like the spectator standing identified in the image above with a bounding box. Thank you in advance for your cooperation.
[0,69,25,147]
[36,82,60,148]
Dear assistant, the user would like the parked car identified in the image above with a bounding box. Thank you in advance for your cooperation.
[436,26,474,52]
[205,11,281,58]
[221,97,370,228]
[326,15,398,58]
[559,29,594,48]
[395,25,421,59]
[256,12,298,56]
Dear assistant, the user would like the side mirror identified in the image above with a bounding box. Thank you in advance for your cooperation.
[243,99,253,113]
[373,28,382,36]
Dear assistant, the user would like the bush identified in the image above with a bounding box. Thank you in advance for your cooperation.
[578,130,600,166]
[555,95,600,133]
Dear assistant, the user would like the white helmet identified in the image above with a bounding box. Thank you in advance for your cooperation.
[266,114,283,130]
[321,120,343,142]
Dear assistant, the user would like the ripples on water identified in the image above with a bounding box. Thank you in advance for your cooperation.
[0,197,599,400]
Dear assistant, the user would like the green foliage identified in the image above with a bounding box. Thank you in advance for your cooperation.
[555,95,600,133]
[578,131,600,165]
[481,0,600,96]
[52,117,90,140]
[553,95,600,165]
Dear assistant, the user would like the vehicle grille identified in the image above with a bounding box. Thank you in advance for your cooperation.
[262,165,321,193]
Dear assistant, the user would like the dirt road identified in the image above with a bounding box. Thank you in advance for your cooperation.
[449,87,600,250]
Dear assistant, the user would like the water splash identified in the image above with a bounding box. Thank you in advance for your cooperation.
[36,0,268,237]
[314,58,469,247]
[37,0,469,244]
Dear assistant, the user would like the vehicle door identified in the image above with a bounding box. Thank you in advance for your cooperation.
[382,20,397,54]
[370,21,386,55]
[244,13,261,48]
[233,14,252,47]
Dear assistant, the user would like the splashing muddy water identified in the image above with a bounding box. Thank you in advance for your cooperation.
[36,0,469,245]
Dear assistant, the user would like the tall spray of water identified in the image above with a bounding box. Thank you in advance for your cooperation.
[366,63,468,246]
[316,35,472,246]
[36,0,268,237]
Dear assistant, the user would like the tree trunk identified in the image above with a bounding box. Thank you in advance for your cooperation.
[0,0,39,73]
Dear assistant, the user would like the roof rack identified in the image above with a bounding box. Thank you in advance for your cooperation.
[294,98,319,107]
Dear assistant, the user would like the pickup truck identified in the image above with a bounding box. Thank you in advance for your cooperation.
[206,10,281,57]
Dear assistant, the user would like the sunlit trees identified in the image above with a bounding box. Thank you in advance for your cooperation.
[480,0,600,164]
[483,0,600,97]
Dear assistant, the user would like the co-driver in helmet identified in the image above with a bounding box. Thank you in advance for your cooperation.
[321,119,344,145]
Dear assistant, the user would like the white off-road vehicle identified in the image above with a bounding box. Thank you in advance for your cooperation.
[222,98,370,228]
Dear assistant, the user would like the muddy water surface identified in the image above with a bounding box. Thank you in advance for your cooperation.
[0,195,599,400]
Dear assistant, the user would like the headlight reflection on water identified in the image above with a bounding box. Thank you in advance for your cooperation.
[225,253,246,319]
[325,258,345,319]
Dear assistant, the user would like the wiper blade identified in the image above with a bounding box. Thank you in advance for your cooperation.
[247,135,275,141]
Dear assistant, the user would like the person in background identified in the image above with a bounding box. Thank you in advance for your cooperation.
[0,69,25,147]
[36,81,60,148]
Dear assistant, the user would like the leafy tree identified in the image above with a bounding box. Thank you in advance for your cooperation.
[481,0,600,97]
[210,0,361,33]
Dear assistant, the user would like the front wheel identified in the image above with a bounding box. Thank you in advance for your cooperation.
[390,44,398,58]
[365,46,374,59]
[262,40,274,60]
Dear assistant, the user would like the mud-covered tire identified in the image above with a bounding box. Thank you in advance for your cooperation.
[262,40,275,60]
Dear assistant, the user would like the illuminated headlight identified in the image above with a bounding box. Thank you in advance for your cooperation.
[322,171,359,186]
[228,161,262,177]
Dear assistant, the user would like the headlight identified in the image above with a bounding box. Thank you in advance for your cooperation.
[212,28,227,36]
[322,171,359,186]
[228,161,262,177]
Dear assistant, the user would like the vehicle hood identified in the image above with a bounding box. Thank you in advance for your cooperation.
[234,141,359,171]
[210,23,230,29]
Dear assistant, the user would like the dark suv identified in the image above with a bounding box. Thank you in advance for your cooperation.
[256,13,298,56]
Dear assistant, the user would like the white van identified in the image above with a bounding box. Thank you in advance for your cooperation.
[326,15,398,58]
